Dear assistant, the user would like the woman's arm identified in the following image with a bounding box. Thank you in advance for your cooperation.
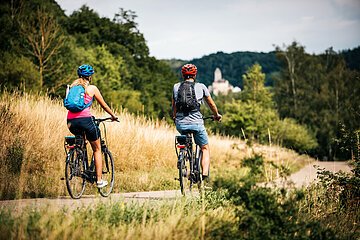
[89,85,117,120]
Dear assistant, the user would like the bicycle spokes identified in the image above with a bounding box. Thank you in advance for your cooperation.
[65,149,86,199]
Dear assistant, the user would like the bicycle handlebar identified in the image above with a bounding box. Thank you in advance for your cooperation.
[202,116,215,121]
[94,117,120,124]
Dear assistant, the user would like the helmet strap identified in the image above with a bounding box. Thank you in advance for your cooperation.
[183,75,196,81]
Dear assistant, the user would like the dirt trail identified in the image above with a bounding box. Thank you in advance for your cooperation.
[0,161,352,214]
[269,161,352,188]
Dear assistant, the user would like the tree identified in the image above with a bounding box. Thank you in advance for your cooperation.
[220,63,318,152]
[275,42,306,116]
[0,52,40,91]
[19,8,65,88]
[241,63,273,108]
[222,99,278,142]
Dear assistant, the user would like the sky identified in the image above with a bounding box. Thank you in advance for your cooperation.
[56,0,360,60]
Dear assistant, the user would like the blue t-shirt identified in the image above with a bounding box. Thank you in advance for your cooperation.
[173,81,210,125]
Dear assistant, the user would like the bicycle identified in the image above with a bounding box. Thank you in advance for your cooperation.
[64,117,116,199]
[175,116,214,196]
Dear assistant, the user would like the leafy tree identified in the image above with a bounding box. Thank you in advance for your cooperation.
[221,63,318,152]
[222,99,278,143]
[0,52,40,91]
[63,5,177,118]
[19,8,65,88]
[274,42,308,117]
[273,118,318,152]
[274,42,360,159]
[241,63,273,108]
[220,64,277,142]
[341,46,360,71]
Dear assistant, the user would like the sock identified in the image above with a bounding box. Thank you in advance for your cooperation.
[202,175,208,182]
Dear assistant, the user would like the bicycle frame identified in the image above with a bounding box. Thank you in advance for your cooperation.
[175,133,202,184]
[64,117,115,188]
[64,117,117,199]
[174,116,215,195]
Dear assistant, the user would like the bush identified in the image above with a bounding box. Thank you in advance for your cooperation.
[212,154,336,239]
[274,118,318,153]
[0,52,40,91]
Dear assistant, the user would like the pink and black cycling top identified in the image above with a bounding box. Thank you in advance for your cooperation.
[67,94,93,119]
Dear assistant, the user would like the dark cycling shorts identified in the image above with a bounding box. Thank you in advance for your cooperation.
[67,117,100,142]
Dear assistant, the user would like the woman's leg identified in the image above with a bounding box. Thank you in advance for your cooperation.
[89,139,102,182]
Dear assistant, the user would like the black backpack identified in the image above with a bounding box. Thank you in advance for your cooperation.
[176,81,200,114]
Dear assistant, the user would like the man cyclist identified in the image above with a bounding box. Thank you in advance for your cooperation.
[66,64,118,188]
[172,63,222,185]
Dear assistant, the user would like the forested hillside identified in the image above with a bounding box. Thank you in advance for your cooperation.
[164,51,281,88]
[165,47,360,89]
[0,0,177,118]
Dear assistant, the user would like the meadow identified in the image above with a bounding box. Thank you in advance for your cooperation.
[0,92,358,239]
[0,92,311,199]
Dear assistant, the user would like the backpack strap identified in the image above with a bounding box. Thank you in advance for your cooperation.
[84,97,93,108]
[190,82,200,112]
[82,83,93,109]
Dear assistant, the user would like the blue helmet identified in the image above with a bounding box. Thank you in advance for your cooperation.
[77,64,94,77]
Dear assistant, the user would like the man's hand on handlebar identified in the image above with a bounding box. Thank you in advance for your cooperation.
[214,113,222,122]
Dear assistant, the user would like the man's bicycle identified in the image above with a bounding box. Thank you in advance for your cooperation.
[175,116,213,196]
[64,117,115,199]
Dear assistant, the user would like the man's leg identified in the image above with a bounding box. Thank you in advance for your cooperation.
[201,144,210,180]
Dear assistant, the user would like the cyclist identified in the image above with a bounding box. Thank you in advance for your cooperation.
[66,64,118,188]
[172,63,222,185]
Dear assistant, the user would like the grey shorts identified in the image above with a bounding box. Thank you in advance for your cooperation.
[176,124,209,146]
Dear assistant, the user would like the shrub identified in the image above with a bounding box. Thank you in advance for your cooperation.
[212,154,336,239]
[274,118,318,153]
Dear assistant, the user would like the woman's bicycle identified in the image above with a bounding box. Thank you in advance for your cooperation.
[175,116,214,196]
[64,117,115,199]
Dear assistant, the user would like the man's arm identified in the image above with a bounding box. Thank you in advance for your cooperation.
[204,95,222,121]
[171,97,176,121]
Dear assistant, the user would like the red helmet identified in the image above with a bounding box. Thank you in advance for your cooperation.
[181,63,197,77]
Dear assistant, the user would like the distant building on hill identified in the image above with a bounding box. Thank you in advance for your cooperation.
[208,68,241,96]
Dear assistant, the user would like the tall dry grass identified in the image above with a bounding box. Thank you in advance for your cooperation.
[0,91,312,199]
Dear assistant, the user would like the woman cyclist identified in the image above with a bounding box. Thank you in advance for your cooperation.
[66,64,118,188]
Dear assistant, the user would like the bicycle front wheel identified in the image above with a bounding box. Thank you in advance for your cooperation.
[98,150,115,197]
[65,149,86,199]
[179,150,191,196]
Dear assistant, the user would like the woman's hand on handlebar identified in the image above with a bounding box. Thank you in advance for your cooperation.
[111,115,119,122]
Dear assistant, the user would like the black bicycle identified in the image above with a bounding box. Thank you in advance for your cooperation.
[64,117,115,199]
[175,116,214,196]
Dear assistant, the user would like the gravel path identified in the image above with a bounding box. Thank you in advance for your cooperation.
[285,161,351,187]
[267,161,352,188]
[0,161,352,214]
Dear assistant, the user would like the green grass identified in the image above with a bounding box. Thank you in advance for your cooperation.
[1,182,357,240]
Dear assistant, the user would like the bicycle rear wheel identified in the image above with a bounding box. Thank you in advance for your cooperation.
[196,149,204,193]
[65,149,86,199]
[98,150,115,197]
[179,150,191,196]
